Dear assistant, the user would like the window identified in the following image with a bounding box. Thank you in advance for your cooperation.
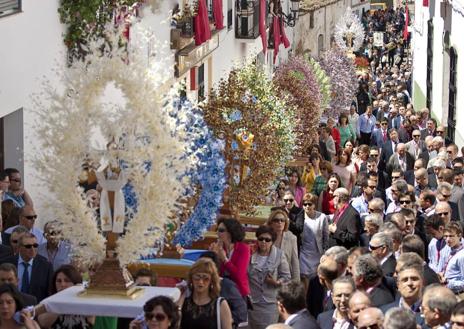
[318,34,324,57]
[198,63,205,101]
[0,0,21,18]
[235,0,260,39]
[228,0,233,29]
[448,47,457,141]
[310,11,314,28]
[426,20,433,110]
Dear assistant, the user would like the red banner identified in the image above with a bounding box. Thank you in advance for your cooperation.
[213,0,224,30]
[194,0,212,46]
[259,0,267,54]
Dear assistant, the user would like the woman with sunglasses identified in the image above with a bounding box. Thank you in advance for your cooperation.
[280,192,304,248]
[36,265,95,328]
[317,173,342,215]
[248,225,290,329]
[179,258,233,329]
[209,218,250,299]
[269,180,288,207]
[130,296,179,329]
[265,210,299,282]
[299,193,328,293]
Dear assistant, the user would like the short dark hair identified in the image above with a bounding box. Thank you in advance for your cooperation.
[200,251,221,271]
[424,214,445,230]
[277,281,306,314]
[134,268,157,286]
[0,171,8,181]
[0,263,17,276]
[0,284,24,311]
[144,296,179,329]
[453,300,464,316]
[367,156,378,164]
[401,235,425,259]
[256,225,277,242]
[51,265,82,294]
[217,218,245,242]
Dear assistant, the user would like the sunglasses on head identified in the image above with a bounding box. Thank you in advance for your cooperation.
[258,236,272,242]
[24,215,37,220]
[283,199,294,203]
[145,312,167,322]
[22,243,39,249]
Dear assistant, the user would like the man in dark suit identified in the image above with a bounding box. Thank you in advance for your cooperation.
[278,281,319,329]
[369,232,396,277]
[317,277,355,329]
[352,254,395,307]
[328,188,361,250]
[379,128,399,172]
[0,262,37,306]
[0,244,13,259]
[0,233,53,302]
[307,256,339,318]
[386,143,415,175]
[380,262,423,315]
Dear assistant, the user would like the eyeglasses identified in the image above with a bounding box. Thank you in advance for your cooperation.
[10,240,18,244]
[438,176,444,180]
[145,312,167,322]
[368,185,377,189]
[24,215,37,220]
[448,150,453,154]
[368,208,381,213]
[437,212,449,217]
[370,153,379,157]
[381,123,388,126]
[303,202,313,207]
[391,175,401,179]
[257,237,272,242]
[192,273,211,282]
[399,200,411,204]
[22,243,39,249]
[217,227,227,233]
[10,179,21,183]
[369,244,384,251]
[283,199,294,203]
[413,135,420,137]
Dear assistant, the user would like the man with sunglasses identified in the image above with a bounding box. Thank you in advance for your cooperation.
[37,221,72,271]
[357,307,384,329]
[3,205,45,245]
[0,232,53,302]
[406,129,425,160]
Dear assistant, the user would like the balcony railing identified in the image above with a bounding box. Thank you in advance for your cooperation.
[0,0,21,18]
[235,0,260,39]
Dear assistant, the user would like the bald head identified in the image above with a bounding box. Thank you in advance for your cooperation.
[358,307,384,329]
[349,291,372,325]
[435,201,452,224]
[397,143,406,157]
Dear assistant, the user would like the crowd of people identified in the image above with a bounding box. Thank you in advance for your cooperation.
[0,5,463,329]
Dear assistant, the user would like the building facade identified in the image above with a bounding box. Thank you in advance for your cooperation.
[412,0,464,146]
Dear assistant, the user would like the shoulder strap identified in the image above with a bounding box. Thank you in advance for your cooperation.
[216,297,224,329]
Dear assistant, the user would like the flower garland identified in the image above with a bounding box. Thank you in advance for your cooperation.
[319,48,358,118]
[306,56,331,112]
[273,56,322,156]
[203,62,295,213]
[334,7,365,53]
[168,97,227,247]
[33,27,196,267]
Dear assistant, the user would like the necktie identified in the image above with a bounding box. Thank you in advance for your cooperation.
[383,131,387,142]
[21,262,30,293]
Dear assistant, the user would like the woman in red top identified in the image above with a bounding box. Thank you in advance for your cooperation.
[327,117,341,152]
[317,173,341,215]
[209,218,250,297]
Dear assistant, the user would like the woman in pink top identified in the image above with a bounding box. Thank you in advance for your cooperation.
[209,218,250,297]
[287,169,306,207]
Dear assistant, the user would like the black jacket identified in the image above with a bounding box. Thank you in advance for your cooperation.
[328,205,361,250]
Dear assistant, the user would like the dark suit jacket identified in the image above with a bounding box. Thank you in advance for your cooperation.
[379,142,395,172]
[398,126,410,143]
[404,170,415,185]
[423,264,440,286]
[381,254,397,277]
[288,309,320,329]
[328,205,361,250]
[307,276,334,318]
[369,278,396,307]
[428,173,438,189]
[317,310,354,329]
[0,244,13,259]
[449,201,460,221]
[386,152,414,175]
[20,292,37,306]
[418,151,430,167]
[0,254,53,302]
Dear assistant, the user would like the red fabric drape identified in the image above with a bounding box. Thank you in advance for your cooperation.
[273,16,281,63]
[259,0,267,54]
[423,0,428,6]
[213,0,224,30]
[280,19,290,48]
[194,0,212,46]
[403,6,409,40]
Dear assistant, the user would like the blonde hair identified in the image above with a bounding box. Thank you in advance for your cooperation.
[266,209,290,231]
[188,258,221,299]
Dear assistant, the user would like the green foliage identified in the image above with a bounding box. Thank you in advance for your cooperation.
[58,0,139,60]
[306,56,332,112]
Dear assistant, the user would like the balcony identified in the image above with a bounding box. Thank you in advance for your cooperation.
[0,0,21,18]
[235,0,261,39]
